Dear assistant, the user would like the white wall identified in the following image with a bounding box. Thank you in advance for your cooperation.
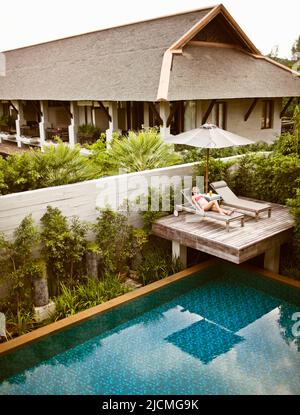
[0,163,197,239]
[196,98,282,143]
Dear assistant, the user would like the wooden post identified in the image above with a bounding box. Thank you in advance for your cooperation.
[264,244,280,274]
[205,148,209,194]
[172,240,187,268]
[143,102,149,130]
[68,101,79,148]
[106,101,118,144]
[159,101,170,139]
[39,100,48,147]
[14,100,24,148]
[33,264,49,307]
[86,251,99,281]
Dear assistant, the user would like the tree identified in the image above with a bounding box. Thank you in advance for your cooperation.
[109,128,182,172]
[292,35,300,58]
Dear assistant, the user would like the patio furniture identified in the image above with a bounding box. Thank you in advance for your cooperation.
[210,180,272,221]
[174,188,245,232]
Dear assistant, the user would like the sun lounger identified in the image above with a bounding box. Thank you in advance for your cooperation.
[210,181,272,221]
[174,188,245,232]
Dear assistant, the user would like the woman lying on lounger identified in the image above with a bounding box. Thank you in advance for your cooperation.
[192,187,234,216]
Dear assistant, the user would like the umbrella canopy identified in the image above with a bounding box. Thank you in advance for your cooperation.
[165,124,254,192]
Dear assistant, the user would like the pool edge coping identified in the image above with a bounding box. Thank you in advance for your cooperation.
[0,259,218,356]
[1,259,299,357]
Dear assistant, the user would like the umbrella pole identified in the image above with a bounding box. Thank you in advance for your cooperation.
[205,148,209,194]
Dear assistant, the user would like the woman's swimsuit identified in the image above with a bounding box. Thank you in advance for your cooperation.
[194,195,204,202]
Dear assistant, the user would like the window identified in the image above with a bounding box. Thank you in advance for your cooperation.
[211,101,227,129]
[184,101,197,132]
[261,100,274,129]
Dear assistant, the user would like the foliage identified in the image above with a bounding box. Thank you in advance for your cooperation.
[287,188,300,268]
[31,142,102,187]
[87,138,118,176]
[195,157,235,189]
[182,141,273,163]
[51,275,128,321]
[137,246,183,285]
[139,187,176,233]
[0,114,16,129]
[0,215,39,314]
[0,142,105,195]
[4,308,37,338]
[94,209,144,276]
[0,152,39,194]
[109,128,182,172]
[232,153,300,204]
[78,124,101,138]
[292,35,300,57]
[40,207,88,294]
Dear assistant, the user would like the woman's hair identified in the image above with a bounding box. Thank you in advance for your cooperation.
[192,186,199,196]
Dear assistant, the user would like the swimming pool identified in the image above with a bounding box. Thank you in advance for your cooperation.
[0,262,299,395]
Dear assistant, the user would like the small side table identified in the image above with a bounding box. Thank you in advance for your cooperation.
[204,193,221,202]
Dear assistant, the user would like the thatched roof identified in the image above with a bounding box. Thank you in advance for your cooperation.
[168,45,300,100]
[0,8,212,101]
[0,4,299,101]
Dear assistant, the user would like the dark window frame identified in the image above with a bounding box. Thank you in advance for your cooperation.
[261,100,274,129]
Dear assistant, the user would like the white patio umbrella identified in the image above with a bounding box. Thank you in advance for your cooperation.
[165,124,254,193]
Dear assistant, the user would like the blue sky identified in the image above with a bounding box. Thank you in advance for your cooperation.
[0,0,299,57]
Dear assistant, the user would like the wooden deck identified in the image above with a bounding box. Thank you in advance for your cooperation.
[152,199,294,264]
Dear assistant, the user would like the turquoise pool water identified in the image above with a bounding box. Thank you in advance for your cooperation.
[0,264,299,395]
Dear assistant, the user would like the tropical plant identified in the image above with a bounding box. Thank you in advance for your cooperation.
[0,152,39,195]
[137,246,183,285]
[31,142,102,187]
[94,209,137,276]
[109,128,182,172]
[40,206,88,294]
[87,138,118,176]
[51,275,128,321]
[0,215,40,314]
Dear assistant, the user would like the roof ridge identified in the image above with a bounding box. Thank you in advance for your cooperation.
[2,4,217,53]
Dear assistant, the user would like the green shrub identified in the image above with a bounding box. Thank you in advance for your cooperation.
[94,209,139,276]
[51,275,128,321]
[232,154,300,204]
[182,141,273,163]
[194,157,234,190]
[40,207,88,294]
[32,142,102,187]
[137,247,183,285]
[0,153,39,195]
[0,215,39,314]
[273,133,300,156]
[109,128,182,172]
[87,138,118,176]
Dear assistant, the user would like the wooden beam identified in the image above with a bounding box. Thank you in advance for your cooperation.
[188,40,239,49]
[156,49,173,101]
[62,102,73,119]
[31,100,43,120]
[202,99,216,124]
[149,102,163,125]
[8,100,19,114]
[244,98,259,121]
[167,102,180,127]
[97,101,112,122]
[280,97,294,119]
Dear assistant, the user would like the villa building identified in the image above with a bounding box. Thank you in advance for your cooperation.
[0,3,299,148]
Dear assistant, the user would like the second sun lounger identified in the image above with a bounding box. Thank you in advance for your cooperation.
[210,181,272,221]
